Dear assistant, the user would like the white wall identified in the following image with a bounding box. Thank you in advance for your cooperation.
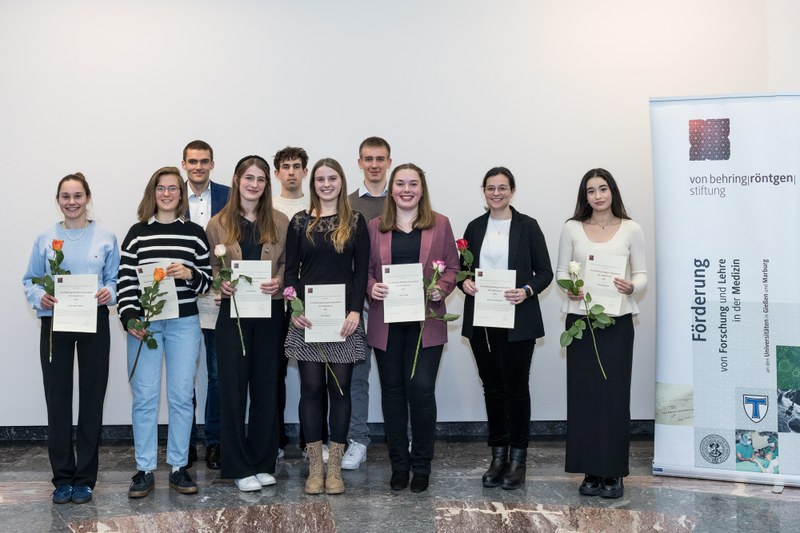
[2,0,797,426]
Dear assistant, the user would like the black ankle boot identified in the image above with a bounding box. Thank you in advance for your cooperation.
[501,447,527,490]
[482,446,509,488]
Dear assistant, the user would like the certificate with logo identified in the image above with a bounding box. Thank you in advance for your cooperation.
[583,253,627,316]
[231,260,272,318]
[135,263,179,321]
[382,263,425,323]
[473,268,516,328]
[304,284,346,343]
[53,274,98,333]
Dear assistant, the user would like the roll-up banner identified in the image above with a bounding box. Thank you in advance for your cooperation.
[651,94,800,486]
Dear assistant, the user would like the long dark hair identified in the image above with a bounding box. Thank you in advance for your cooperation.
[569,168,630,221]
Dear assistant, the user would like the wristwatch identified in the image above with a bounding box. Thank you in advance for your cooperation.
[523,285,533,298]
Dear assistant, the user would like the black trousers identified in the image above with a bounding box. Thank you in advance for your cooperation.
[40,308,110,489]
[216,299,282,479]
[375,322,443,475]
[470,327,536,449]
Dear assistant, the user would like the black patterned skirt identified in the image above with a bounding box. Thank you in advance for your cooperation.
[284,322,366,364]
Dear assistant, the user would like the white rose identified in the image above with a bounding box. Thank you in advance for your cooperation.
[568,261,581,276]
[214,244,227,258]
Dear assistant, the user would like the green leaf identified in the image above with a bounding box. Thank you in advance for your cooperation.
[574,328,584,340]
[440,313,460,321]
[585,292,592,303]
[239,274,253,285]
[127,318,142,330]
[560,330,574,347]
[557,279,573,290]
[212,278,222,291]
[290,299,304,313]
[575,279,584,288]
[146,338,158,350]
[595,313,612,325]
[576,319,587,330]
[461,249,474,264]
[231,279,240,288]
[588,304,605,316]
[456,271,468,282]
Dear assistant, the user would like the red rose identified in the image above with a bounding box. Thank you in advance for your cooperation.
[456,239,468,252]
[52,239,64,252]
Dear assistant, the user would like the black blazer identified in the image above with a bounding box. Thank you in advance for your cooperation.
[458,207,553,342]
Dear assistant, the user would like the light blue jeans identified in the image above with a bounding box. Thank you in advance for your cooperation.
[127,315,201,471]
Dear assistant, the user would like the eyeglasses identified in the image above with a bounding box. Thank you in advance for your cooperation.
[484,185,511,194]
[156,186,180,194]
[243,175,268,185]
[185,159,212,166]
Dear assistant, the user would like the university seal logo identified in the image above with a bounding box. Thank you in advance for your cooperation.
[699,434,730,465]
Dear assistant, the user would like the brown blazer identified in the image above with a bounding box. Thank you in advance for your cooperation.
[205,211,290,300]
[366,212,459,351]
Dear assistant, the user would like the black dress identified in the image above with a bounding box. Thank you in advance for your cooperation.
[564,313,635,477]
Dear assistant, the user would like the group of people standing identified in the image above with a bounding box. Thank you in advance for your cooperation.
[23,136,646,505]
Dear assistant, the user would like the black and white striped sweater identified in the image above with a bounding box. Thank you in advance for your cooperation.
[117,218,212,328]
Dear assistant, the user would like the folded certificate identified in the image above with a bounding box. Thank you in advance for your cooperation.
[231,260,272,318]
[382,263,425,323]
[53,274,98,333]
[304,284,346,343]
[135,263,179,321]
[473,268,516,328]
[583,253,627,316]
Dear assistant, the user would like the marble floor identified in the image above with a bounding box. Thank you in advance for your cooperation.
[1,439,799,532]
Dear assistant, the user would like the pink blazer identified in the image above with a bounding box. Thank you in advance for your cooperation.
[366,213,459,351]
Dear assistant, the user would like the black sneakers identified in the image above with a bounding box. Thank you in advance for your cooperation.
[128,471,155,498]
[169,467,198,494]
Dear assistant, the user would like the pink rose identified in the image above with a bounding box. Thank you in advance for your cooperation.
[283,286,297,300]
[431,260,446,274]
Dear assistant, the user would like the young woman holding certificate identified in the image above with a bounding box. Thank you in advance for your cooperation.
[556,168,646,499]
[458,167,553,490]
[366,163,459,493]
[118,167,212,498]
[205,155,289,492]
[23,173,119,505]
[284,158,369,495]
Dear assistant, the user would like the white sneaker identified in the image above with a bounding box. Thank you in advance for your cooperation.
[256,473,276,486]
[341,440,367,470]
[277,448,285,461]
[234,475,261,492]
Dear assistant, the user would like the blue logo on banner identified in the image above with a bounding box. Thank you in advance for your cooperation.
[743,395,768,423]
[689,118,730,161]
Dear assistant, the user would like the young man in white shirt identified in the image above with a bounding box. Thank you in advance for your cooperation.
[182,140,230,471]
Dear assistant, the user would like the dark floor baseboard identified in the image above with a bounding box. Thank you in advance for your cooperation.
[0,420,654,443]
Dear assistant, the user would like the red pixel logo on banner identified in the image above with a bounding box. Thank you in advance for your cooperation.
[689,118,730,161]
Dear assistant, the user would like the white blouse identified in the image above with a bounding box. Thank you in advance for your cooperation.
[479,217,511,270]
[555,218,647,316]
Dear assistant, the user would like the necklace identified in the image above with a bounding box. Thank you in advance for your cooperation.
[61,220,90,241]
[589,217,617,230]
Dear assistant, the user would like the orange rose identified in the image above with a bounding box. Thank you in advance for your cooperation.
[153,267,166,282]
[52,239,64,251]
